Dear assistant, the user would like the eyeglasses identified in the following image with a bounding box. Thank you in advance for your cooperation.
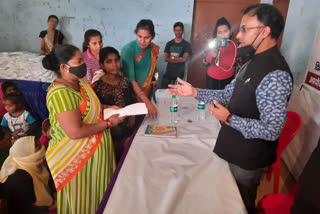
[239,26,264,33]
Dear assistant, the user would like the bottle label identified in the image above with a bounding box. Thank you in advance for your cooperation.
[198,104,205,110]
[170,106,178,112]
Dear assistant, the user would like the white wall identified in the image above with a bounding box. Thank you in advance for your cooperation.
[280,0,320,84]
[0,0,194,75]
[280,0,320,179]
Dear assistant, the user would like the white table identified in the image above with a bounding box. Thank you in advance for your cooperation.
[102,90,246,214]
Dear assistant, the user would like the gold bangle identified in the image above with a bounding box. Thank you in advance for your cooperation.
[137,91,145,97]
[105,119,111,129]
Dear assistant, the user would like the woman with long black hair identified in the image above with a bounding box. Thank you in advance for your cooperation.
[203,17,237,90]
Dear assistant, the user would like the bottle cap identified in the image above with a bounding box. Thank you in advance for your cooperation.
[175,78,180,85]
[172,95,176,98]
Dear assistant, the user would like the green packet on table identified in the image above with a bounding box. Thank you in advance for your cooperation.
[144,125,177,138]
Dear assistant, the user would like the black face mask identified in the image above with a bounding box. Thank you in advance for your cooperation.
[237,29,264,61]
[66,63,87,78]
[236,45,256,61]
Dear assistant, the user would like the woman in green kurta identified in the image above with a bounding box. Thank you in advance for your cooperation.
[121,19,160,119]
[42,44,123,214]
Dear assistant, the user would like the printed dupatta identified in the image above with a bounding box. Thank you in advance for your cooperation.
[140,43,160,98]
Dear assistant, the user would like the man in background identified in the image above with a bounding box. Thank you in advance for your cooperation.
[161,22,192,88]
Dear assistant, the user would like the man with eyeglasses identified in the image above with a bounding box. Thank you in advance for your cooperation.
[167,4,293,213]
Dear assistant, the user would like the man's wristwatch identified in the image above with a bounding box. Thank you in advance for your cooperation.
[225,113,232,125]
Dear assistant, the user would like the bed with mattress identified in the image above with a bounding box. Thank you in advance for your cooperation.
[0,51,56,120]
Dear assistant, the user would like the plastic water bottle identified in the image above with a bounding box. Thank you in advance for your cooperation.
[154,72,159,81]
[170,95,178,123]
[175,77,181,85]
[198,101,205,120]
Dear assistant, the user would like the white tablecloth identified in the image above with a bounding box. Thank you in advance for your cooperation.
[103,90,246,214]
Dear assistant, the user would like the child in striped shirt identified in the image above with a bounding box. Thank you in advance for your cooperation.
[82,29,103,83]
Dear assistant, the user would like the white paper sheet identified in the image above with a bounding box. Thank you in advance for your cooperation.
[103,103,148,120]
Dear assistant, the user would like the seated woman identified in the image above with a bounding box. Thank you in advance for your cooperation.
[39,15,64,55]
[202,17,237,90]
[121,19,160,119]
[0,136,56,214]
[39,118,51,149]
[94,47,138,163]
[82,29,103,83]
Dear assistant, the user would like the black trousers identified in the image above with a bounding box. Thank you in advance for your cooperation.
[206,74,233,90]
[229,163,268,214]
[291,139,320,214]
[161,72,184,89]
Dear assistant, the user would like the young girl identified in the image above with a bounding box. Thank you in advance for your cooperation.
[94,47,138,163]
[82,29,103,83]
[39,118,51,149]
[39,15,65,55]
[1,93,37,142]
[0,80,19,119]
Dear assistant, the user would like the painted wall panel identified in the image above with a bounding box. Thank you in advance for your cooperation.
[0,0,194,74]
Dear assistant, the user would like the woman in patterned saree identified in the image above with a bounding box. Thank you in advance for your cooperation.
[42,44,122,214]
[39,15,65,55]
[121,19,160,119]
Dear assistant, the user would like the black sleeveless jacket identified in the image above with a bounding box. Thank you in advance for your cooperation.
[213,46,293,170]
